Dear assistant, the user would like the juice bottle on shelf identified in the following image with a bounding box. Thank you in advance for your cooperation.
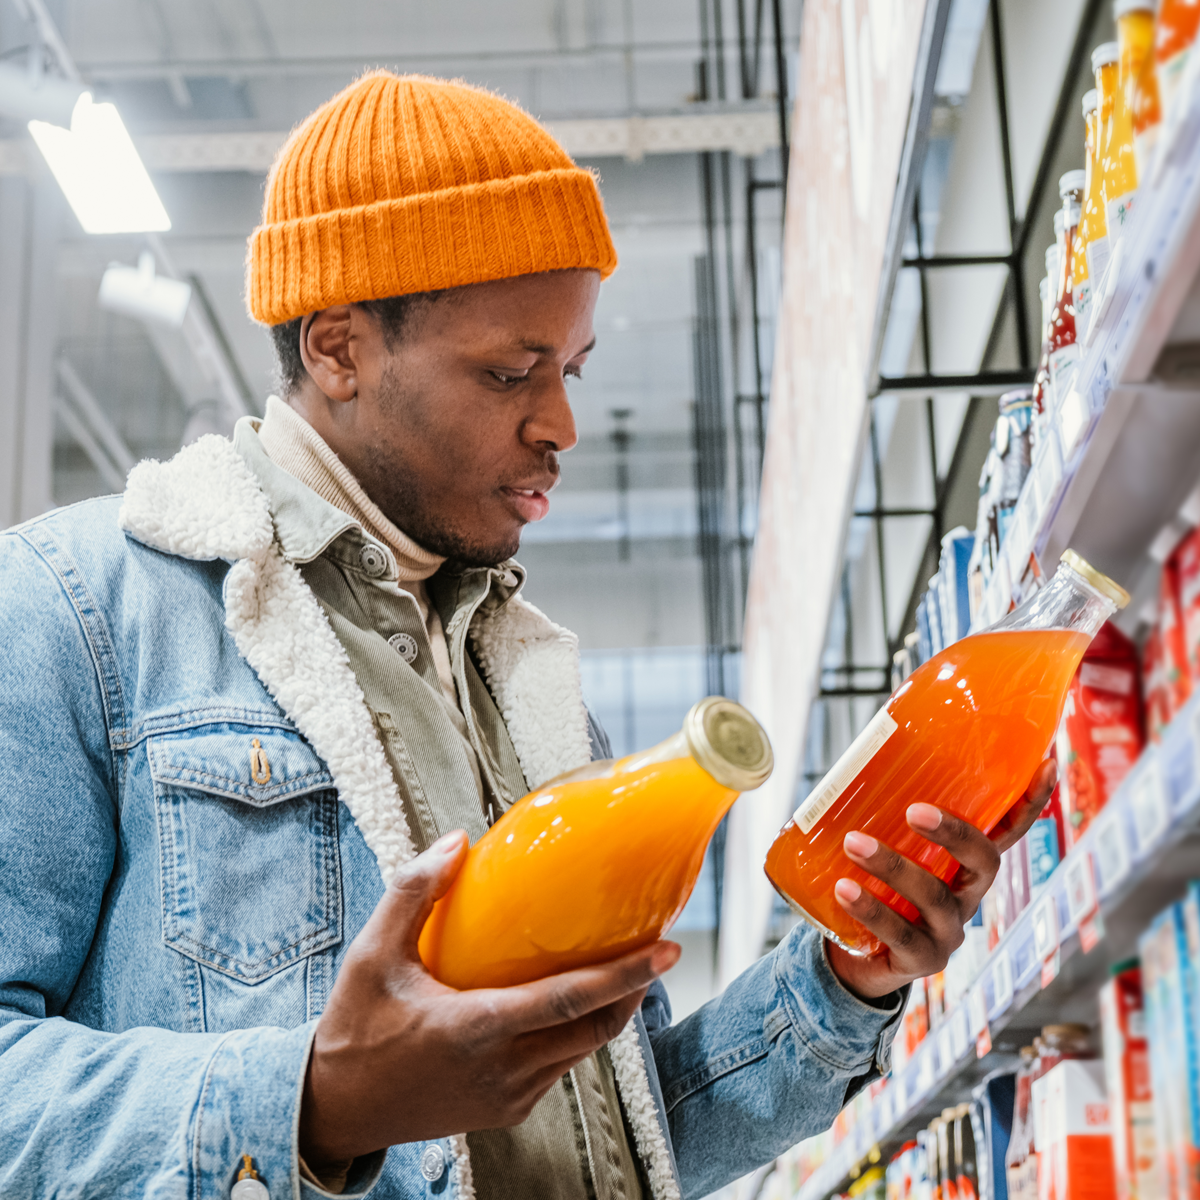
[1160,542,1193,722]
[1074,89,1102,342]
[1049,172,1084,413]
[1007,1045,1039,1199]
[1095,41,1139,249]
[953,1103,980,1200]
[926,1125,944,1200]
[419,697,772,988]
[938,1111,960,1200]
[1155,0,1200,122]
[765,551,1129,955]
[1117,0,1163,179]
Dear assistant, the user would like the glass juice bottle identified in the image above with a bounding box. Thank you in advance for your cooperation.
[764,551,1129,955]
[1095,41,1139,246]
[419,697,773,988]
[1049,172,1084,413]
[1073,89,1102,341]
[1155,0,1200,121]
[1117,1,1163,179]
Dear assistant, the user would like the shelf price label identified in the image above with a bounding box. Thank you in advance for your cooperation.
[1064,851,1098,928]
[991,948,1014,1015]
[1094,810,1131,893]
[1132,759,1170,853]
[1033,893,1060,962]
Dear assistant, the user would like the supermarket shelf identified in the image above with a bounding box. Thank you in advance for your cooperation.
[969,95,1200,636]
[796,696,1200,1200]
[796,90,1200,1200]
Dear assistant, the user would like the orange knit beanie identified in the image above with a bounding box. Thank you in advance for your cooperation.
[246,72,618,325]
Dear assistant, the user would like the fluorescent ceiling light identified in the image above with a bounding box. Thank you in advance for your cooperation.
[28,93,170,234]
[98,251,191,328]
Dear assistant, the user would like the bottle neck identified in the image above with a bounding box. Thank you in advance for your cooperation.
[992,561,1117,636]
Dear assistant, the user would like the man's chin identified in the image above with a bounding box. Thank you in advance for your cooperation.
[408,522,523,568]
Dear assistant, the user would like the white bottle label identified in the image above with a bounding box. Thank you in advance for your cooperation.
[1106,191,1137,243]
[1049,342,1082,412]
[1087,234,1111,286]
[792,705,898,834]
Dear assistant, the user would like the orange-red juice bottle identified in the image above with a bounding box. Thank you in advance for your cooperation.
[765,551,1129,955]
[420,697,772,989]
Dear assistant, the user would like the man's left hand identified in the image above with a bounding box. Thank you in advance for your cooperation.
[825,759,1057,1000]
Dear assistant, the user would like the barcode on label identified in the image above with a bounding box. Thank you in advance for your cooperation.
[793,706,899,834]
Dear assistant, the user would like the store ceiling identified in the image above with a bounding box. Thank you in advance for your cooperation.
[0,0,793,659]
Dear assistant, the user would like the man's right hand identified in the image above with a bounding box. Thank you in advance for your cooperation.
[298,830,681,1173]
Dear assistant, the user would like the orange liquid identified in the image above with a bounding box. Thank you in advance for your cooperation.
[419,751,736,989]
[765,629,1089,954]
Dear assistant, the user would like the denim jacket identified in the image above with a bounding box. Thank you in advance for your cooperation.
[0,436,903,1200]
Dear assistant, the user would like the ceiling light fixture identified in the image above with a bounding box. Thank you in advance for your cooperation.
[27,92,171,234]
[98,251,191,327]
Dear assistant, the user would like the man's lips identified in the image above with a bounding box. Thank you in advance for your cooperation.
[501,485,552,523]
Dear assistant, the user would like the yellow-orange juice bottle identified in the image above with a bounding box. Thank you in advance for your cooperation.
[1095,41,1139,246]
[419,697,772,989]
[1117,0,1163,179]
[1073,89,1102,340]
[765,551,1128,956]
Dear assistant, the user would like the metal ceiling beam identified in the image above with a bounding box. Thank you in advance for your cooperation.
[0,107,782,175]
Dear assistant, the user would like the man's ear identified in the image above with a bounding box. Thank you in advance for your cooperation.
[300,307,357,402]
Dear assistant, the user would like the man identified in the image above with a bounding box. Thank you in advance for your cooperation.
[0,73,1052,1199]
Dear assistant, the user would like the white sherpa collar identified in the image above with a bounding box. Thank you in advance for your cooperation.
[119,435,680,1200]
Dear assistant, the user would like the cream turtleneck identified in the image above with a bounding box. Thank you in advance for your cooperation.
[257,395,458,706]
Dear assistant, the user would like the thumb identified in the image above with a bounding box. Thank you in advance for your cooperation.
[365,830,469,964]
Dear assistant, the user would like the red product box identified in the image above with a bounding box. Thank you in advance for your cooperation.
[1177,526,1200,688]
[1143,627,1171,745]
[1057,622,1145,850]
[1162,546,1194,723]
[1100,964,1157,1200]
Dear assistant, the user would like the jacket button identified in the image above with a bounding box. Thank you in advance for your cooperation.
[359,543,389,577]
[420,1143,446,1182]
[231,1178,269,1199]
[388,632,419,664]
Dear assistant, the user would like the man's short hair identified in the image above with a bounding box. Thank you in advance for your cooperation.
[269,292,442,397]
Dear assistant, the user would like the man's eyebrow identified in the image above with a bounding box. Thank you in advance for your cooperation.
[516,336,597,356]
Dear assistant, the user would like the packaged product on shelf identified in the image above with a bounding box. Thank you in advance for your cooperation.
[419,698,772,988]
[928,970,947,1032]
[894,974,931,1074]
[1143,626,1171,745]
[918,593,935,666]
[1026,762,1065,890]
[975,1070,1017,1200]
[1035,1058,1117,1200]
[1154,0,1200,123]
[1140,900,1200,1200]
[1028,1025,1096,1200]
[1075,89,1103,340]
[1006,1045,1039,1198]
[1056,621,1144,851]
[924,1127,941,1200]
[1174,527,1200,686]
[953,1101,981,1200]
[1049,176,1084,413]
[1094,41,1138,249]
[766,552,1128,954]
[1009,834,1032,917]
[939,527,976,647]
[886,1140,920,1200]
[983,847,1014,950]
[997,390,1035,534]
[1159,546,1193,723]
[937,1109,957,1200]
[849,1164,886,1199]
[1116,1,1163,179]
[1099,960,1158,1200]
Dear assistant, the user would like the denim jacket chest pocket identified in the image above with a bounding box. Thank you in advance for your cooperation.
[149,725,343,986]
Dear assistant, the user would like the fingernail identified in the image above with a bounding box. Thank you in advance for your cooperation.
[651,943,681,974]
[432,830,466,855]
[907,803,942,831]
[844,831,878,858]
[835,878,862,904]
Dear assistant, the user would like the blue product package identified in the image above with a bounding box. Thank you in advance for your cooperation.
[917,596,933,665]
[927,574,944,655]
[948,530,975,642]
[1025,817,1060,888]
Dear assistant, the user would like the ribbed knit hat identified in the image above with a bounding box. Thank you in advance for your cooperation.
[246,72,618,325]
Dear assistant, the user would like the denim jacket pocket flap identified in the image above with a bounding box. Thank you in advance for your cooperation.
[150,726,342,983]
[149,727,333,806]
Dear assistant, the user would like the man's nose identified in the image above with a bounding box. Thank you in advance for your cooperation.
[524,376,579,453]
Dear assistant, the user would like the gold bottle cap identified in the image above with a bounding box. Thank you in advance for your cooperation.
[1060,549,1130,609]
[684,697,774,791]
